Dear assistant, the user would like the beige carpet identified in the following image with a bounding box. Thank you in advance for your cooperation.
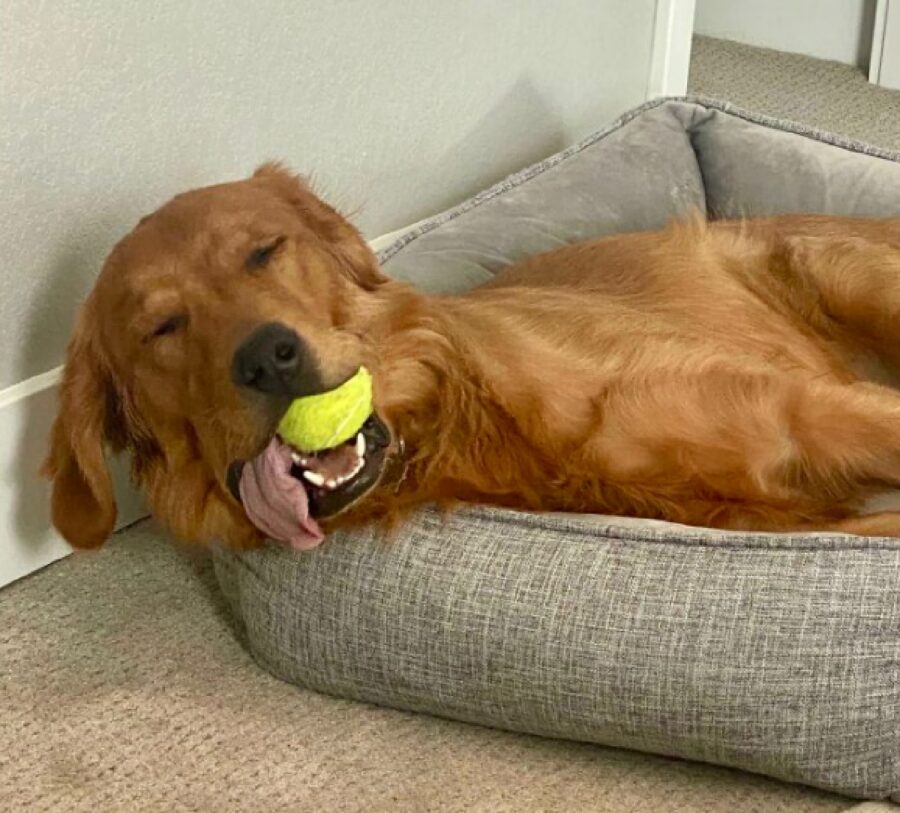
[689,36,900,152]
[0,522,873,812]
[6,37,900,813]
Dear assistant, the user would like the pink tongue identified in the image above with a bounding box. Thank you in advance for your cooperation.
[238,438,324,550]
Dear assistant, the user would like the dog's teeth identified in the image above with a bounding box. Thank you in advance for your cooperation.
[303,471,325,487]
[291,451,312,468]
[356,432,366,457]
[326,478,337,489]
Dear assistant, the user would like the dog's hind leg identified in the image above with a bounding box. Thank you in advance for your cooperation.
[587,371,900,536]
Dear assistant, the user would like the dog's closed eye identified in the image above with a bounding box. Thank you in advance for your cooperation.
[145,314,189,342]
[246,236,286,270]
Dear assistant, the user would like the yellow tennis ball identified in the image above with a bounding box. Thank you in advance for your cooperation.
[277,367,373,453]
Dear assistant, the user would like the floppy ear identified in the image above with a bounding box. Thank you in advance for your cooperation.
[253,162,389,291]
[42,304,123,549]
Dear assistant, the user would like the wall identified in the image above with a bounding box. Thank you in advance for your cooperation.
[695,0,878,68]
[0,0,657,390]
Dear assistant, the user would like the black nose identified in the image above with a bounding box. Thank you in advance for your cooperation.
[232,323,323,396]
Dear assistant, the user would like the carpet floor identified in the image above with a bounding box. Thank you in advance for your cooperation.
[689,35,900,152]
[4,35,900,813]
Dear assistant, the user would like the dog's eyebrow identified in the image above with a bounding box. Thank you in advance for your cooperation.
[140,288,182,314]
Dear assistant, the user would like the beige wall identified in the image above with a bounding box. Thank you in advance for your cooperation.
[0,1,657,388]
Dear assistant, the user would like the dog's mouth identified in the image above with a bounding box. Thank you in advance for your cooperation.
[227,413,392,549]
[286,414,391,518]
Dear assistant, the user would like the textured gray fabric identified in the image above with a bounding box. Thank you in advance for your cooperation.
[215,100,900,801]
[378,100,708,293]
[692,109,900,219]
[215,508,900,800]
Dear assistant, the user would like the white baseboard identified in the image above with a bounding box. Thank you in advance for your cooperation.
[0,231,413,590]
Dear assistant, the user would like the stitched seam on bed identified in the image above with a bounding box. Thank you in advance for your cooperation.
[685,94,900,162]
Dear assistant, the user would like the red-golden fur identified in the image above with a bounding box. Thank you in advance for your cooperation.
[44,165,900,549]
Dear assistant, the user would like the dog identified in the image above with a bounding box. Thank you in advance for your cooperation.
[43,163,900,550]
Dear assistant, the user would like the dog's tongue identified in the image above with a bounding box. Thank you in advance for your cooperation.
[238,438,324,550]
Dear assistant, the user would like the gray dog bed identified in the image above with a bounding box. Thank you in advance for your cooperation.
[214,98,900,801]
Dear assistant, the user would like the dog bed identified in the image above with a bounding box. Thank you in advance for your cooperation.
[213,98,900,801]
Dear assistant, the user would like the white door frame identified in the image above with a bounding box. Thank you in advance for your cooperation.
[870,0,889,84]
[870,0,900,89]
[647,0,697,98]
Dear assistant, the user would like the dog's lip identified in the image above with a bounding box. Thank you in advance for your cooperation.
[226,460,245,502]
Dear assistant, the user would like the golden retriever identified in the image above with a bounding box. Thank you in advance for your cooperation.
[43,164,900,550]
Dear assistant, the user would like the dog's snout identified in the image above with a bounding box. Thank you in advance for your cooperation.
[232,323,322,396]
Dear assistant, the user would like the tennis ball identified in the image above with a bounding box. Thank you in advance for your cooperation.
[277,367,373,453]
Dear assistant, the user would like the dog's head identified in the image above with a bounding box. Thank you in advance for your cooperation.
[43,164,403,550]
